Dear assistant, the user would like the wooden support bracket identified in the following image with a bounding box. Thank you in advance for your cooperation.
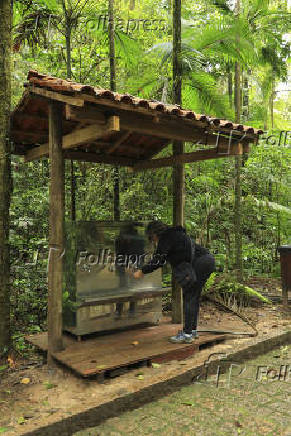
[23,115,120,162]
[133,143,246,171]
[107,131,132,154]
[30,86,85,107]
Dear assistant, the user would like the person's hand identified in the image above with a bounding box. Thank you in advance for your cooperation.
[133,270,144,279]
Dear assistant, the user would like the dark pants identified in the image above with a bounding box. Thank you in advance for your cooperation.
[182,254,215,334]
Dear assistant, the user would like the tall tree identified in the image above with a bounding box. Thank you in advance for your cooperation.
[233,0,243,281]
[61,0,76,221]
[109,0,120,220]
[0,0,12,355]
[172,0,183,323]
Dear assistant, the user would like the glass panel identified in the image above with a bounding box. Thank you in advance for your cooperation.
[64,221,163,303]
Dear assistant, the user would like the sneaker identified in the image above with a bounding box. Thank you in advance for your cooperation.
[169,330,193,344]
[192,330,199,338]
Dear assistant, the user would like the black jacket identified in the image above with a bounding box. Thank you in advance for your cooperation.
[141,226,209,274]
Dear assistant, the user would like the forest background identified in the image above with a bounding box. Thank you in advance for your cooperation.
[1,0,290,352]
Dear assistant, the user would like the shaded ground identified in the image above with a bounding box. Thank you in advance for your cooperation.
[75,345,291,436]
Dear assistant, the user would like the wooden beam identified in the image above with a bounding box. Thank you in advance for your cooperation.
[65,104,105,124]
[65,105,252,147]
[47,101,64,364]
[12,113,48,123]
[120,114,243,147]
[11,131,48,141]
[61,120,119,150]
[23,116,120,162]
[63,151,136,166]
[12,112,75,127]
[107,131,131,154]
[24,143,49,162]
[133,143,245,171]
[30,85,85,106]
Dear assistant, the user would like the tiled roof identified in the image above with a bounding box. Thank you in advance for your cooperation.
[25,70,264,135]
[10,71,264,162]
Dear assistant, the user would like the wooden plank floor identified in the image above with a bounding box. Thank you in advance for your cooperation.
[26,319,229,378]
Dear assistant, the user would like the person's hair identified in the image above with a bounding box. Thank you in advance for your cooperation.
[145,220,169,241]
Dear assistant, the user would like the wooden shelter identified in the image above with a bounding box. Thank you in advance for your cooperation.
[11,70,264,364]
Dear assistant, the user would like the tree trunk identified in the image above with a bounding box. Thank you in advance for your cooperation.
[161,77,168,103]
[172,0,184,323]
[234,62,241,123]
[109,0,120,220]
[227,61,233,109]
[65,19,76,220]
[270,74,274,131]
[109,0,116,93]
[61,1,76,221]
[233,0,243,281]
[0,0,12,355]
[47,102,64,364]
[65,21,72,79]
[242,70,250,121]
[70,159,76,221]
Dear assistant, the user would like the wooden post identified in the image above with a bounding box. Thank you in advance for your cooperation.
[0,0,12,353]
[172,0,183,324]
[47,101,64,364]
[109,0,120,220]
[278,246,291,308]
[172,144,184,324]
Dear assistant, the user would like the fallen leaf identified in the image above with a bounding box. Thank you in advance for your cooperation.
[182,401,195,406]
[0,365,8,372]
[43,382,57,390]
[20,378,31,385]
[151,363,161,368]
[234,420,243,428]
[132,341,139,346]
[7,357,16,369]
[136,375,144,380]
[0,428,10,434]
[96,365,105,370]
[18,417,25,425]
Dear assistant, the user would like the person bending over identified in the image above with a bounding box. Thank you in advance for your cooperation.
[132,220,215,344]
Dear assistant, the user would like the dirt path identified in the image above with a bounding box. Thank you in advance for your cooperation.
[0,301,290,435]
[75,345,291,436]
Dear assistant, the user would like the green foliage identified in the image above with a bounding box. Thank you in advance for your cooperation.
[203,272,271,308]
[7,0,290,347]
[62,290,78,312]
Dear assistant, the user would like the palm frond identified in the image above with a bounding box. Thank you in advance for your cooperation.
[188,20,257,66]
[186,71,232,118]
[115,30,140,67]
[245,196,291,215]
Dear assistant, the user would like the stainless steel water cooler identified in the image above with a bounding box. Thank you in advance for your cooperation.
[63,221,164,337]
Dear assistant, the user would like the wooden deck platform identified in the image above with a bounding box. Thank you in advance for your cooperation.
[26,319,229,378]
